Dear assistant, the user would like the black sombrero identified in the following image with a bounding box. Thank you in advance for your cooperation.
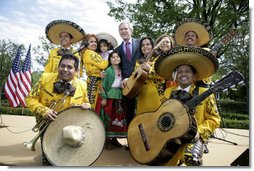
[155,46,219,80]
[173,18,213,46]
[45,20,85,45]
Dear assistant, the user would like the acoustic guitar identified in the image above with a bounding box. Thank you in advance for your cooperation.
[122,40,163,99]
[127,71,244,165]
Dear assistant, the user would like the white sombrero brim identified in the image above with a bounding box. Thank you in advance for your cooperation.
[155,46,219,80]
[46,20,85,45]
[96,32,118,48]
[173,19,212,46]
[42,107,105,166]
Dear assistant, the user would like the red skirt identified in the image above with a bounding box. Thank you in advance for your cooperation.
[95,96,127,137]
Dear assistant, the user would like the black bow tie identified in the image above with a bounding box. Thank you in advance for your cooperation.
[170,90,193,103]
[57,48,72,56]
[53,81,76,96]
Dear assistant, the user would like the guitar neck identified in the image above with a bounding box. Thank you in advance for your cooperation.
[211,30,236,53]
[185,89,213,110]
[185,70,244,111]
[212,42,224,52]
[144,48,158,62]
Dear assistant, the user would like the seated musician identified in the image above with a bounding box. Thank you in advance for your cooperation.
[25,54,91,166]
[159,55,221,165]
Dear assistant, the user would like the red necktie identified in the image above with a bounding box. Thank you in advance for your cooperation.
[125,42,131,61]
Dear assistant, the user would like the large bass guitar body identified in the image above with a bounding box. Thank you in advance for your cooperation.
[127,99,191,164]
[127,71,244,165]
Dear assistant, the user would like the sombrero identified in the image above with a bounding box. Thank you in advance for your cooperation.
[155,46,219,80]
[173,18,213,46]
[42,106,105,166]
[45,20,85,45]
[96,32,118,48]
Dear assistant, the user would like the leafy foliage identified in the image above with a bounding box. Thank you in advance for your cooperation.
[217,99,248,114]
[32,36,57,68]
[107,0,249,102]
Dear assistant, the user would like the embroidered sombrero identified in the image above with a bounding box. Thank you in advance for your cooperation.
[96,32,118,48]
[155,46,219,81]
[42,106,105,166]
[45,20,85,45]
[173,18,213,46]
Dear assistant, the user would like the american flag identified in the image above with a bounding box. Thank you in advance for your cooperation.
[16,44,32,107]
[4,46,22,107]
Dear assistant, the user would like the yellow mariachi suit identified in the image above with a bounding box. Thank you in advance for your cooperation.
[25,73,89,119]
[135,58,166,115]
[162,84,221,165]
[81,49,108,109]
[43,48,83,77]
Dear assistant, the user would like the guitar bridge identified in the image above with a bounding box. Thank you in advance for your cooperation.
[138,124,150,151]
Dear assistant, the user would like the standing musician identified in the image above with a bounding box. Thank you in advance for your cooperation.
[126,35,175,115]
[154,47,221,166]
[44,19,85,78]
[25,54,91,166]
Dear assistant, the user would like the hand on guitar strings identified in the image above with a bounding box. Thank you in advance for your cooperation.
[140,62,150,73]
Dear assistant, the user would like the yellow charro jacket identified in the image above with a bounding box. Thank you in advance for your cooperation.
[43,48,83,77]
[134,58,166,114]
[25,73,89,118]
[82,49,108,77]
[164,84,221,142]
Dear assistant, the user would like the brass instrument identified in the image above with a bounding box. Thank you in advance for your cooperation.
[24,93,70,151]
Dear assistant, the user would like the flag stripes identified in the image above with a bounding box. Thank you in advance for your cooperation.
[17,44,32,107]
[4,45,32,108]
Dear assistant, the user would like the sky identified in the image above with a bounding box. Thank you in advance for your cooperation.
[0,1,252,71]
[0,0,137,71]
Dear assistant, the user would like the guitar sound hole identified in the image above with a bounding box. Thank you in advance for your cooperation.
[158,113,174,132]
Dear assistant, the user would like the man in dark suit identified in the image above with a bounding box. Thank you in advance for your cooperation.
[115,21,141,127]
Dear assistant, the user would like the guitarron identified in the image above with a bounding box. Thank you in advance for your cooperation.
[127,71,244,165]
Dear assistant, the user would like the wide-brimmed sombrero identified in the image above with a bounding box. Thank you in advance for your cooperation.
[96,32,118,48]
[45,20,85,45]
[173,18,213,46]
[155,46,219,81]
[42,107,105,166]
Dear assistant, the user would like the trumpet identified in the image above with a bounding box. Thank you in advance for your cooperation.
[24,93,69,151]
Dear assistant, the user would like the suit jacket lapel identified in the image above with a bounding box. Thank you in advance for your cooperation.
[132,38,138,58]
[120,42,126,58]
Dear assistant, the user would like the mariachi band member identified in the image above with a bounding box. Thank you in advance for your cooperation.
[44,19,85,78]
[155,45,221,166]
[26,54,91,165]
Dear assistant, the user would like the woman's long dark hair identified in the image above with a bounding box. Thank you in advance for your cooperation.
[107,50,122,69]
[139,37,154,57]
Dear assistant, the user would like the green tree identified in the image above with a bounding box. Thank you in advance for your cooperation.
[32,36,57,68]
[107,0,249,101]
